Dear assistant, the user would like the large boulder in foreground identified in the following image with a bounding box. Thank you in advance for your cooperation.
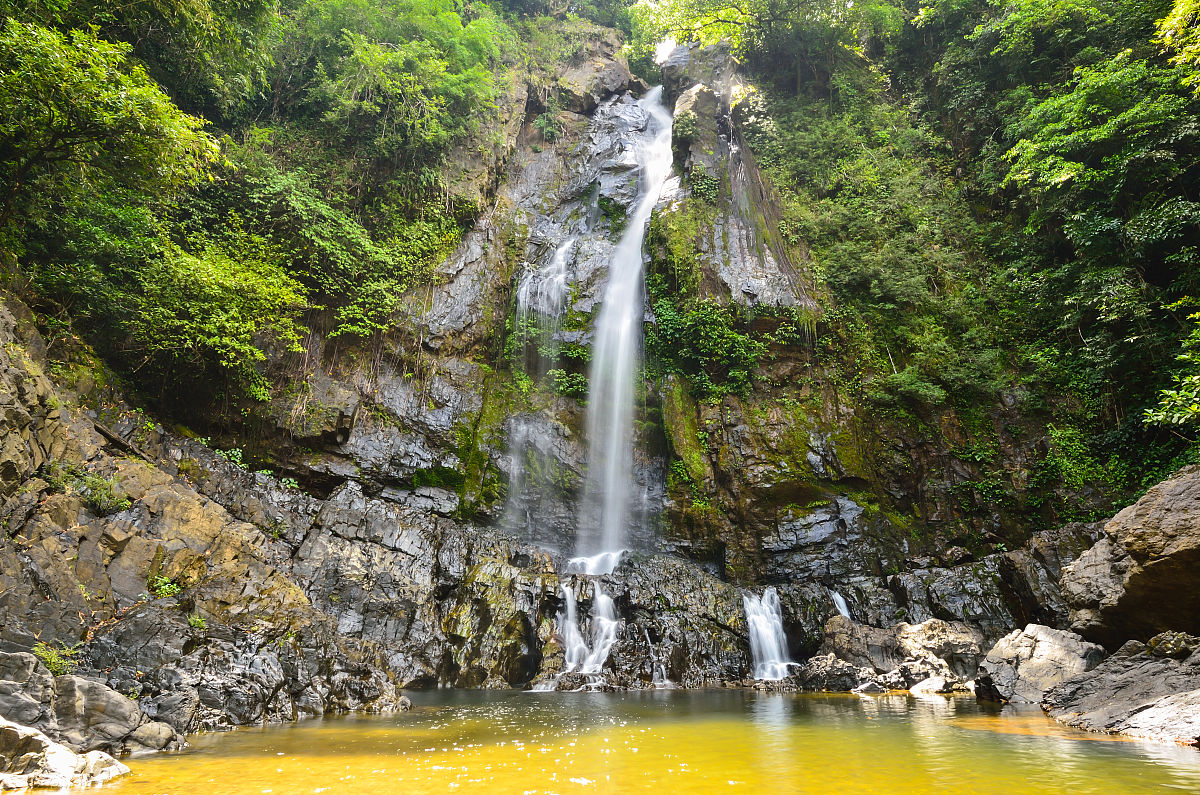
[777,616,984,693]
[0,718,128,791]
[1043,632,1200,746]
[1061,465,1200,648]
[974,624,1105,703]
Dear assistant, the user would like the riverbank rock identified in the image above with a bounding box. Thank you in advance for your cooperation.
[1042,632,1200,745]
[787,654,874,692]
[1061,465,1200,648]
[0,718,129,790]
[817,616,983,682]
[0,653,180,756]
[974,624,1105,703]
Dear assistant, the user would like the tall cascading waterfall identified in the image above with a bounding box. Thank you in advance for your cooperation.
[572,85,674,575]
[744,587,794,680]
[532,88,674,689]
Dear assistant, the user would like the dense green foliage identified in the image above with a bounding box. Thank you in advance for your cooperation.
[0,20,218,240]
[632,0,1200,505]
[0,0,575,407]
[643,201,769,399]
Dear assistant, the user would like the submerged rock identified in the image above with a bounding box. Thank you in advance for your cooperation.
[1043,632,1200,745]
[974,624,1105,703]
[0,718,128,791]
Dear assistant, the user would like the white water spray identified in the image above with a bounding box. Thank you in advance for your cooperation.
[645,629,674,688]
[830,589,852,619]
[502,236,579,540]
[578,87,674,568]
[516,237,576,319]
[559,583,620,676]
[744,587,793,681]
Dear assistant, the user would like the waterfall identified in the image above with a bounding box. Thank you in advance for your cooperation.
[516,237,576,320]
[547,581,620,687]
[501,236,578,539]
[830,589,852,619]
[577,86,674,569]
[744,587,794,680]
[526,88,674,691]
[645,629,674,688]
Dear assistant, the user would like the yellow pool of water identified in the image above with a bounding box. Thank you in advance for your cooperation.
[91,691,1200,795]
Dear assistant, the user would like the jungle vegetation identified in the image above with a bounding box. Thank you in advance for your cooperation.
[1,0,1198,506]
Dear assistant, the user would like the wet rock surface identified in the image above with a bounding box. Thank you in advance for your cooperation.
[766,616,981,694]
[1043,632,1200,745]
[974,624,1106,703]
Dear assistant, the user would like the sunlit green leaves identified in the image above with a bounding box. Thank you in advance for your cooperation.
[130,242,308,375]
[1003,53,1197,203]
[0,20,218,232]
[1146,312,1200,425]
[1157,0,1200,92]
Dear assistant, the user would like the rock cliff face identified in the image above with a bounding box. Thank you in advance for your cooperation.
[0,276,1108,734]
[0,299,406,736]
[0,293,746,712]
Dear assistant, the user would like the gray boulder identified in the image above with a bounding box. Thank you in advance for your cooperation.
[0,718,128,791]
[51,675,177,755]
[788,654,877,692]
[974,624,1105,703]
[818,616,984,679]
[0,654,53,733]
[0,653,179,756]
[1061,465,1200,648]
[819,616,902,672]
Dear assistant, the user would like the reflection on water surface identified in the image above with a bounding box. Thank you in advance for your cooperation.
[91,690,1200,794]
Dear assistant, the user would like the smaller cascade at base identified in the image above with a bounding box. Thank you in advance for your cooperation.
[743,587,794,680]
[565,551,623,576]
[645,629,674,688]
[533,581,620,691]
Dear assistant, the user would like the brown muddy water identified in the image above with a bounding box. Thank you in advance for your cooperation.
[87,690,1200,794]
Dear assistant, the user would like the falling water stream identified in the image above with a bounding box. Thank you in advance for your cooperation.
[535,87,674,688]
[831,589,852,619]
[744,587,794,681]
[507,87,799,691]
[577,85,674,566]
